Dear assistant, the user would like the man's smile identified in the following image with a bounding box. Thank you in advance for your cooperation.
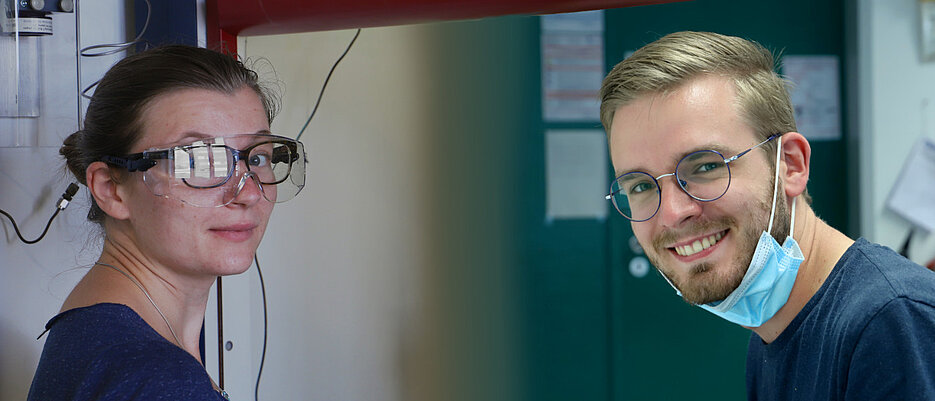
[667,229,730,262]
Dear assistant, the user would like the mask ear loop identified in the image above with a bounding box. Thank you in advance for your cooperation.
[765,135,797,240]
[789,191,797,239]
[766,136,782,233]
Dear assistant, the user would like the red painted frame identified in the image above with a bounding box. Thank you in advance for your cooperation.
[205,0,686,51]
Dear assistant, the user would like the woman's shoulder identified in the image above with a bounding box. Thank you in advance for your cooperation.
[42,303,161,346]
[76,339,221,400]
[45,303,201,371]
[31,303,222,400]
[46,303,147,329]
[90,332,200,368]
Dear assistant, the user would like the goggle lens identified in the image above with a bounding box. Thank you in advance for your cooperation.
[136,134,306,207]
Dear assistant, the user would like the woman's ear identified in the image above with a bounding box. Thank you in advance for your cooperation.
[780,132,810,198]
[86,161,131,220]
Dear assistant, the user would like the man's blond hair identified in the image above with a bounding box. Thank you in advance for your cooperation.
[601,31,794,152]
[600,31,810,202]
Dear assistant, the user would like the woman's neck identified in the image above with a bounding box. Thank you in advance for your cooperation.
[64,232,215,362]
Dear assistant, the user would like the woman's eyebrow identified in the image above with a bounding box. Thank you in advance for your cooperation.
[171,131,212,146]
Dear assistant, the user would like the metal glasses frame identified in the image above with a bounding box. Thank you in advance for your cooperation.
[606,133,780,222]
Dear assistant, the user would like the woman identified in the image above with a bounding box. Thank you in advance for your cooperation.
[28,45,305,400]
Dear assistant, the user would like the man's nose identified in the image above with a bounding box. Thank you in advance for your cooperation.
[655,176,702,228]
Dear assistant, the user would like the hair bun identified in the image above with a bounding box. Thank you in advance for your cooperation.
[60,130,89,185]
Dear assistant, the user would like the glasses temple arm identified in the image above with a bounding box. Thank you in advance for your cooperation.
[723,133,781,164]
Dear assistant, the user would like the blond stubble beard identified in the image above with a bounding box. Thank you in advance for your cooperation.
[647,179,791,305]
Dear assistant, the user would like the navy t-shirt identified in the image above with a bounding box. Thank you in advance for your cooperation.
[746,238,935,400]
[28,303,227,401]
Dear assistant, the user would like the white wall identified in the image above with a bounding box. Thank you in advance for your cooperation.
[860,0,935,264]
[237,28,432,401]
[0,2,126,400]
[234,22,524,401]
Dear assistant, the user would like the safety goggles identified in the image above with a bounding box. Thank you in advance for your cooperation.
[103,134,306,207]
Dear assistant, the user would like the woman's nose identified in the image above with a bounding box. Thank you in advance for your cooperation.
[228,172,264,206]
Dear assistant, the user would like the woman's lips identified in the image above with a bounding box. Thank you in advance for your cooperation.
[210,224,256,242]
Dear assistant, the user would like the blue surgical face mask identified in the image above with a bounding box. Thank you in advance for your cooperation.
[664,136,804,327]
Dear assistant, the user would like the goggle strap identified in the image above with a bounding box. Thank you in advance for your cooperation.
[102,155,156,172]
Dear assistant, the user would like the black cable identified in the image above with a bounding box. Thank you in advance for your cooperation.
[254,254,268,401]
[0,183,78,244]
[78,0,153,99]
[899,227,914,258]
[216,276,225,391]
[252,28,360,400]
[295,28,362,141]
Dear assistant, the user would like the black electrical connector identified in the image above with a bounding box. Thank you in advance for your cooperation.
[0,183,79,244]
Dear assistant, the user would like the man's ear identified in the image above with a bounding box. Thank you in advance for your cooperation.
[780,132,810,198]
[86,161,131,220]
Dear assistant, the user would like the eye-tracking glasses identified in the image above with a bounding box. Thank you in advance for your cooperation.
[102,134,306,207]
[606,133,780,222]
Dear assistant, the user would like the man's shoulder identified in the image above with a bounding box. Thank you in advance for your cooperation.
[796,238,935,343]
[837,238,935,304]
[843,243,935,399]
[745,239,935,400]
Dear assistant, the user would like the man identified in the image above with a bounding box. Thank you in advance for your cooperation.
[600,31,935,400]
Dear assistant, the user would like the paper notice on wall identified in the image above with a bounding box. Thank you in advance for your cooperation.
[546,130,608,221]
[782,55,841,141]
[541,11,604,122]
[886,137,935,232]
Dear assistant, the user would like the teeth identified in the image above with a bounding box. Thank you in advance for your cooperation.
[675,232,723,257]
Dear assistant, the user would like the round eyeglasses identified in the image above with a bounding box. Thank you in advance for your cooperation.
[606,134,779,222]
[102,134,307,207]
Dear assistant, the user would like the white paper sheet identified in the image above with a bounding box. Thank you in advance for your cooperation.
[540,11,604,122]
[886,137,935,232]
[545,130,608,221]
[783,55,841,141]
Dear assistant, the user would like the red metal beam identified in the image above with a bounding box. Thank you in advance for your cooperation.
[205,0,239,53]
[206,0,686,49]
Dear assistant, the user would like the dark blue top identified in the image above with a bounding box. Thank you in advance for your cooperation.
[28,303,227,401]
[746,238,935,401]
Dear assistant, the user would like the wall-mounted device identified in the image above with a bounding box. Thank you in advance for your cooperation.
[0,0,74,147]
[8,0,75,34]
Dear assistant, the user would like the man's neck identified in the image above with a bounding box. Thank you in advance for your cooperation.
[751,198,854,343]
